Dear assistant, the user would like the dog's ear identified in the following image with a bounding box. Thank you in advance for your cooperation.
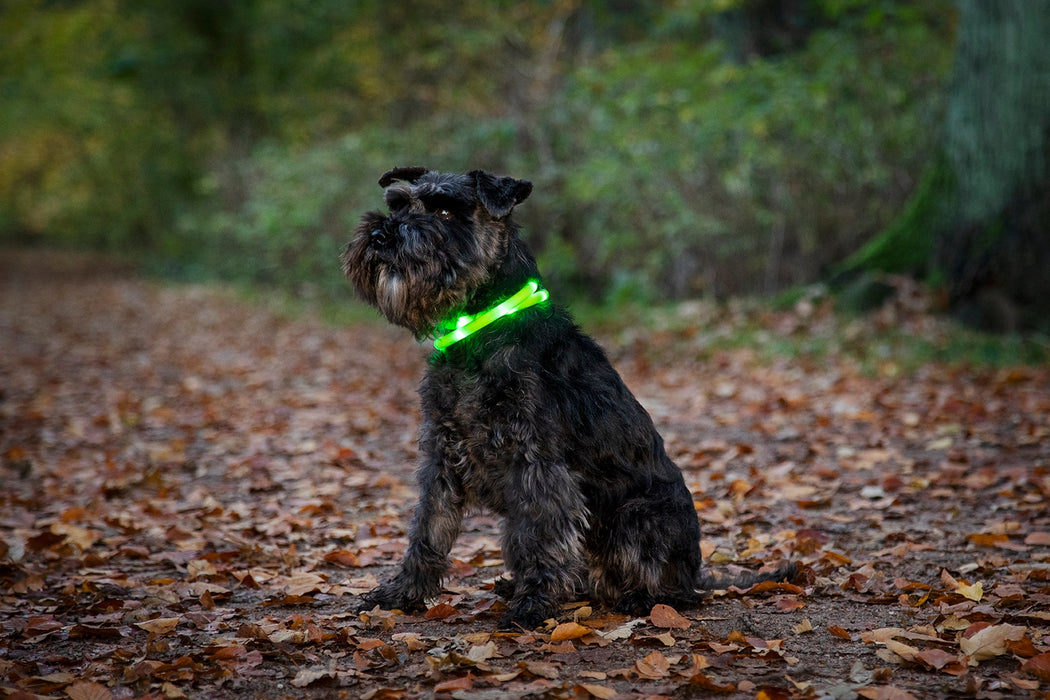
[471,170,532,218]
[378,166,429,188]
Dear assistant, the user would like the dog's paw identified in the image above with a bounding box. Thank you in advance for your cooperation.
[355,581,426,614]
[492,576,516,600]
[614,591,658,617]
[498,594,557,630]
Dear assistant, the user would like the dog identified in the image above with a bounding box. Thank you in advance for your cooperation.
[341,167,794,629]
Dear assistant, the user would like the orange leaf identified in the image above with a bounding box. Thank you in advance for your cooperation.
[856,686,920,700]
[434,675,473,692]
[551,622,592,641]
[323,550,360,567]
[1021,652,1050,682]
[209,644,247,660]
[966,533,1009,547]
[578,683,617,699]
[424,603,457,619]
[635,650,670,679]
[690,672,735,692]
[650,604,690,630]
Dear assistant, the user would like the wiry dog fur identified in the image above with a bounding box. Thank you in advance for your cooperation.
[342,167,794,629]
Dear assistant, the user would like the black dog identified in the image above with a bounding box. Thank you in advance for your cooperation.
[342,167,793,629]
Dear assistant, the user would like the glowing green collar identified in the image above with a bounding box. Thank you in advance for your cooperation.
[434,280,549,352]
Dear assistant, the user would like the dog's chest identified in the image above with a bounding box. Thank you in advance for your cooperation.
[424,362,536,513]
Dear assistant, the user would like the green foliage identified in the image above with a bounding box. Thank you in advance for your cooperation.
[1,0,955,306]
[537,8,950,299]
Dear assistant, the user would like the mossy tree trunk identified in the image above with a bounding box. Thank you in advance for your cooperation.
[841,1,1050,331]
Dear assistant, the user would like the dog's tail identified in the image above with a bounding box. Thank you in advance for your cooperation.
[696,561,797,593]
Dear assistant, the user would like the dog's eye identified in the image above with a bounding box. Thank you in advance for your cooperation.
[436,209,453,221]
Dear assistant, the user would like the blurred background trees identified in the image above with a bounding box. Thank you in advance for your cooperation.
[2,0,1046,328]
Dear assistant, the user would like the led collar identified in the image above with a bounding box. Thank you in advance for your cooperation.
[434,280,549,352]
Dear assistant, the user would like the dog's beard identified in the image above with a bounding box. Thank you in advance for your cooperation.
[372,264,457,334]
[345,234,471,336]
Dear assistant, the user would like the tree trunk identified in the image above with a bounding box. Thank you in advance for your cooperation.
[840,0,1050,331]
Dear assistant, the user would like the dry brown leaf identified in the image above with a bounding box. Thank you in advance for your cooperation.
[1021,652,1050,682]
[135,617,180,635]
[635,650,671,679]
[958,623,1026,662]
[391,632,427,651]
[519,661,560,679]
[860,627,903,643]
[323,549,360,567]
[967,533,1010,547]
[650,603,690,629]
[467,641,498,663]
[66,681,114,700]
[291,668,336,688]
[828,625,852,640]
[434,674,473,692]
[208,644,247,660]
[689,672,735,692]
[551,621,592,641]
[1023,532,1050,546]
[856,686,920,700]
[424,603,457,619]
[577,683,617,699]
[882,639,919,663]
[915,648,958,671]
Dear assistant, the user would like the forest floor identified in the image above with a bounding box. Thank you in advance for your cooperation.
[2,250,1049,700]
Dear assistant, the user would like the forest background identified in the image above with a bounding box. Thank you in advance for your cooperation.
[1,0,1047,327]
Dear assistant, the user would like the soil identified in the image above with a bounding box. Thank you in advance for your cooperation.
[1,251,1048,699]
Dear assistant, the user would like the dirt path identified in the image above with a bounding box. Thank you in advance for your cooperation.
[2,251,1049,699]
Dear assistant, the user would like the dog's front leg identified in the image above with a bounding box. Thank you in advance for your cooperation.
[498,461,588,629]
[358,434,464,613]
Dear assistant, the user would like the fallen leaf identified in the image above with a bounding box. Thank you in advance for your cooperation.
[792,618,813,634]
[1021,652,1050,682]
[519,661,559,679]
[551,621,592,641]
[882,639,919,663]
[689,672,735,692]
[915,648,958,671]
[577,683,617,699]
[635,650,670,679]
[828,625,852,640]
[434,675,473,692]
[323,550,360,567]
[291,668,336,688]
[424,603,457,620]
[467,641,498,663]
[1023,532,1050,546]
[956,581,982,601]
[967,533,1009,547]
[958,623,1025,662]
[856,686,920,700]
[650,603,690,629]
[135,617,180,635]
[861,627,903,643]
[66,681,113,700]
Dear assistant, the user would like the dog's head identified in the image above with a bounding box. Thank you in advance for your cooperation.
[341,167,532,335]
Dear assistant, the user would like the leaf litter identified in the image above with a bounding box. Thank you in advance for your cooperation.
[1,252,1049,698]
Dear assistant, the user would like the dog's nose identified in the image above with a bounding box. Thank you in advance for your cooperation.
[370,228,390,246]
